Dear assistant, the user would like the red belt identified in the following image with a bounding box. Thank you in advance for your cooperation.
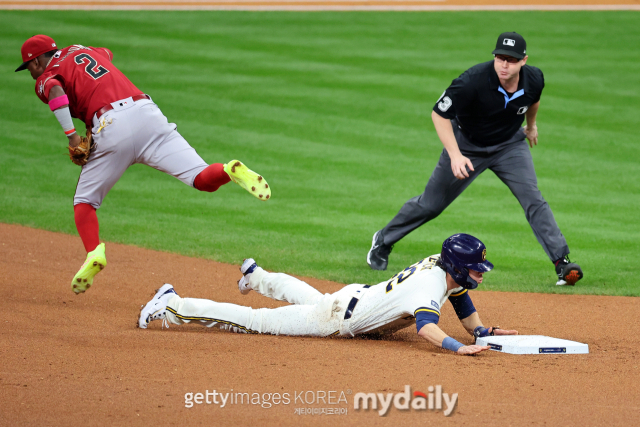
[95,94,151,119]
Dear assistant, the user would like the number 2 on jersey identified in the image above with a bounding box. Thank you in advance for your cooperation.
[74,53,109,80]
[385,256,438,293]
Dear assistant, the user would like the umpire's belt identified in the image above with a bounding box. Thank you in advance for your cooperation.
[344,285,371,320]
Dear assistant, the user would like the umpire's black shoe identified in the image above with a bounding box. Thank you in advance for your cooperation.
[367,231,393,271]
[555,256,583,286]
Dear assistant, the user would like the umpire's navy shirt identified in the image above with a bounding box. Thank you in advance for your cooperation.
[432,61,544,146]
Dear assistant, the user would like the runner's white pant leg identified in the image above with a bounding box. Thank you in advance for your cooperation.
[248,305,339,336]
[165,295,255,333]
[165,294,342,337]
[249,267,324,305]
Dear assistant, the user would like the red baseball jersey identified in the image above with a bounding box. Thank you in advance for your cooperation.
[35,44,143,126]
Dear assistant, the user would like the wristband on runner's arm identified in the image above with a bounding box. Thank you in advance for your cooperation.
[442,337,464,352]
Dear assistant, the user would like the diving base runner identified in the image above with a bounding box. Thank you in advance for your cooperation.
[138,234,518,356]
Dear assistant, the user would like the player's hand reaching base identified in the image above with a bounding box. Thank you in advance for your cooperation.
[457,345,490,355]
[492,328,518,336]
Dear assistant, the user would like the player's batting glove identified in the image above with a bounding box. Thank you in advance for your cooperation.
[473,326,500,340]
[68,129,95,166]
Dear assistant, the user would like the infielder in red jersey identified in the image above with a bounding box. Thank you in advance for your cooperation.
[16,35,272,294]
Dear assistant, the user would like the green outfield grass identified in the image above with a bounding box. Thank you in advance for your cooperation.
[1,11,638,295]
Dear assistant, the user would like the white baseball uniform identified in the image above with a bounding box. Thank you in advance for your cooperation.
[164,255,465,337]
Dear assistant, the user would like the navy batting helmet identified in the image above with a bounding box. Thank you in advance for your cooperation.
[440,234,493,290]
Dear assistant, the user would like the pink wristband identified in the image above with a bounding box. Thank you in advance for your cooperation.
[49,94,70,111]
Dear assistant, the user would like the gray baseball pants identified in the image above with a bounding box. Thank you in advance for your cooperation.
[74,97,208,209]
[380,124,569,262]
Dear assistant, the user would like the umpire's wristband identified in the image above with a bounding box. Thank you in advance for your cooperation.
[442,337,464,352]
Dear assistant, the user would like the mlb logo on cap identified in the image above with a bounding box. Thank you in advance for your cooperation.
[492,31,527,60]
[15,34,58,72]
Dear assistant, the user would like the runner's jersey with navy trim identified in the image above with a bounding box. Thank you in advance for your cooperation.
[348,254,463,335]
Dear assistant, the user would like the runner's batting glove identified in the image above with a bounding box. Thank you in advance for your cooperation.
[473,326,500,340]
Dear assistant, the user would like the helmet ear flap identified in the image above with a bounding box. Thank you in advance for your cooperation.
[455,265,479,290]
[463,273,479,290]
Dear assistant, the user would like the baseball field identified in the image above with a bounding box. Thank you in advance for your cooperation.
[1,5,639,426]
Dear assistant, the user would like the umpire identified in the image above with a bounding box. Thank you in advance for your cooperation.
[367,32,583,286]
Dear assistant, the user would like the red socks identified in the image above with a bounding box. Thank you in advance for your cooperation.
[74,203,100,253]
[193,163,231,192]
[73,164,229,253]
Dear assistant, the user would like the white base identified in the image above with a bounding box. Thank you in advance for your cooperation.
[476,335,589,355]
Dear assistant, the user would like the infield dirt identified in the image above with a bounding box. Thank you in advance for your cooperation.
[1,222,638,426]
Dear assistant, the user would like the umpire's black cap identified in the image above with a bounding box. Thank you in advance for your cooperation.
[492,32,527,59]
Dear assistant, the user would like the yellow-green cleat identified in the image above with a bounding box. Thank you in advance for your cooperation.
[223,160,271,201]
[71,243,107,294]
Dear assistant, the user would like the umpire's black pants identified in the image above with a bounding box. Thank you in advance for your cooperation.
[380,124,570,262]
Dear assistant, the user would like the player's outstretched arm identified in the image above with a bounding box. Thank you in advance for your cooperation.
[459,312,519,340]
[457,345,491,355]
[459,312,519,337]
[417,323,490,356]
[459,311,483,336]
[490,327,519,336]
